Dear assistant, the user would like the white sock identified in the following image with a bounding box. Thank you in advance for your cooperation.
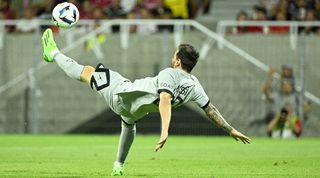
[53,52,84,80]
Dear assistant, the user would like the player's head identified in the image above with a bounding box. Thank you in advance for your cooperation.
[171,44,199,73]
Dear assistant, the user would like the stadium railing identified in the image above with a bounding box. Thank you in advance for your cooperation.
[217,21,320,49]
[0,20,319,136]
[1,20,319,103]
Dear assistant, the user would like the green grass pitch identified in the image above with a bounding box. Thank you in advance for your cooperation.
[0,135,319,178]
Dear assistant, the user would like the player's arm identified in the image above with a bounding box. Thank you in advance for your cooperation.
[80,66,95,84]
[155,91,172,152]
[203,102,251,144]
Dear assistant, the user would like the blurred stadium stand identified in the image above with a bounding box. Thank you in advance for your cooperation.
[198,0,256,22]
[0,19,319,137]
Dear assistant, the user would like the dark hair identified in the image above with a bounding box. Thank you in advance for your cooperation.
[176,44,199,73]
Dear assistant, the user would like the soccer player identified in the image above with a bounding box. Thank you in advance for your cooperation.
[41,29,251,176]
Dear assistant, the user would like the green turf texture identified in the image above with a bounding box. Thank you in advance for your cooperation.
[0,135,319,178]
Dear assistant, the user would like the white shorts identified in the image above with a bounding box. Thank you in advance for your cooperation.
[90,63,138,124]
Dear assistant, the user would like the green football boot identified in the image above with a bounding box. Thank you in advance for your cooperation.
[111,162,124,176]
[41,28,59,62]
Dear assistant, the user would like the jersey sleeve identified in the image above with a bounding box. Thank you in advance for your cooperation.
[193,84,210,109]
[157,68,176,97]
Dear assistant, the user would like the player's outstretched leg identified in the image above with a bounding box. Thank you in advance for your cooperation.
[41,28,84,81]
[111,121,136,176]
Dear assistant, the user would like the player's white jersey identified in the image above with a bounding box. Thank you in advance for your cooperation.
[91,65,209,124]
[154,68,209,108]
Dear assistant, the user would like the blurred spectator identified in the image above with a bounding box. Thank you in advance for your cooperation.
[90,0,112,9]
[128,0,148,19]
[93,7,106,19]
[143,0,158,11]
[250,65,296,127]
[127,0,146,32]
[121,0,136,13]
[15,6,39,33]
[267,106,302,138]
[149,0,173,31]
[136,7,157,34]
[259,0,280,19]
[188,0,212,19]
[269,11,290,33]
[301,10,320,34]
[260,65,311,129]
[247,5,267,33]
[267,80,298,117]
[150,0,172,19]
[262,66,297,117]
[227,0,319,35]
[233,10,249,34]
[288,0,315,21]
[127,0,157,33]
[37,1,56,20]
[0,0,14,19]
[104,0,126,32]
[237,10,249,20]
[288,0,297,20]
[252,5,268,20]
[164,0,189,19]
[261,0,288,20]
[0,0,15,32]
[296,0,308,20]
[103,0,126,18]
[281,65,295,86]
[315,0,320,19]
[250,79,299,132]
[82,0,95,19]
[36,1,58,30]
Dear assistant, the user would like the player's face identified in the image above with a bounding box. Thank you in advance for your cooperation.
[170,50,179,68]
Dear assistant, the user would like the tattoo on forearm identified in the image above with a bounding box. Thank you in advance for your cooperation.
[205,103,233,134]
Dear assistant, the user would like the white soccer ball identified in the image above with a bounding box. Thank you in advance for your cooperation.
[52,2,79,29]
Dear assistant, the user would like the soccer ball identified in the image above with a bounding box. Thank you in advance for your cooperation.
[52,2,79,29]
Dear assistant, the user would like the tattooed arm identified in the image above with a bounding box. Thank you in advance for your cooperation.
[204,103,251,144]
[204,103,233,133]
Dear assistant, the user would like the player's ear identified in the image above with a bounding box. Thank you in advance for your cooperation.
[175,58,181,67]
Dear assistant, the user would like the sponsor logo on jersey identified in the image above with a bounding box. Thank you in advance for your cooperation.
[172,84,195,106]
[160,83,174,90]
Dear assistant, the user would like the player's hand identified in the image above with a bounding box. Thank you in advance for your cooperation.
[154,132,168,152]
[230,129,251,144]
